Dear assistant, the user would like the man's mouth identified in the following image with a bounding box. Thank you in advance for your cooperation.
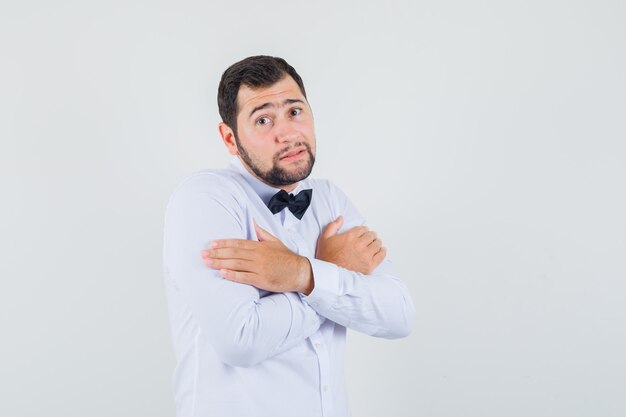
[279,147,306,161]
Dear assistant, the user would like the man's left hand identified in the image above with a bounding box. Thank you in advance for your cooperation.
[201,222,314,295]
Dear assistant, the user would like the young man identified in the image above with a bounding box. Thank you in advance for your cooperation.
[163,56,415,417]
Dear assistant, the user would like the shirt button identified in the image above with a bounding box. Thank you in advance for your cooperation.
[311,302,319,308]
[323,385,328,392]
[315,343,323,349]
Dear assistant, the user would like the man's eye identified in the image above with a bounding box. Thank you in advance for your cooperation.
[290,108,302,116]
[256,117,271,125]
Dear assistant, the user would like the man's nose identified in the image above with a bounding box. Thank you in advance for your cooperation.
[274,120,298,143]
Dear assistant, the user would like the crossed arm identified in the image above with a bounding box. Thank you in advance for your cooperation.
[201,214,414,339]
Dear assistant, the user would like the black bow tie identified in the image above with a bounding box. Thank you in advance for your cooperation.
[267,189,313,220]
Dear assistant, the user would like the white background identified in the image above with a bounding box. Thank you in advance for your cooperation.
[2,1,625,416]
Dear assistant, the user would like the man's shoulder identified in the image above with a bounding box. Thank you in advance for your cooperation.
[307,177,346,199]
[169,168,245,202]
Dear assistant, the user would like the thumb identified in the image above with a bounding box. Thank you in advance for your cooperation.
[254,220,278,242]
[321,215,344,238]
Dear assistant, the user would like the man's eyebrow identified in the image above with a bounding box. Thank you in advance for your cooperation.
[248,98,305,119]
[283,98,305,106]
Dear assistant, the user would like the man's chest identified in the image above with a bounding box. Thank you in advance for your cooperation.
[241,193,339,259]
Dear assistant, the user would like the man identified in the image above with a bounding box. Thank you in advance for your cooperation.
[163,55,415,417]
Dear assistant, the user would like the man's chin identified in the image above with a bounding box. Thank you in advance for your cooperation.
[278,159,309,174]
[287,160,314,179]
[268,162,314,185]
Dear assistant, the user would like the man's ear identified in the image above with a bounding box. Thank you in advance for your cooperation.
[218,122,239,156]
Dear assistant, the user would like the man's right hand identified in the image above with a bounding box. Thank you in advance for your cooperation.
[315,216,387,275]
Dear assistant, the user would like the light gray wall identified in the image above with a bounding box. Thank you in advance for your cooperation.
[2,1,625,416]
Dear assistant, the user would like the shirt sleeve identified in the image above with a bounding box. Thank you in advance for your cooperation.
[163,173,325,367]
[299,181,415,339]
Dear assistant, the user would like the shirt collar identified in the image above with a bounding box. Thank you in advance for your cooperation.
[229,156,304,206]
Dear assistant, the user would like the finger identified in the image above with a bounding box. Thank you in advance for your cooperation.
[345,225,369,238]
[219,269,258,286]
[254,220,279,242]
[211,239,259,250]
[321,215,344,238]
[360,231,378,245]
[201,247,255,260]
[204,258,254,271]
[367,238,383,253]
[372,246,387,266]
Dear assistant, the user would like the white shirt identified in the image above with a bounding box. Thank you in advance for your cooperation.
[163,157,415,417]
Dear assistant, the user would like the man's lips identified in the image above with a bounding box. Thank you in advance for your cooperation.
[279,147,306,161]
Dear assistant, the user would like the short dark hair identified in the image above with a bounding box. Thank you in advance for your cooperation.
[217,55,307,136]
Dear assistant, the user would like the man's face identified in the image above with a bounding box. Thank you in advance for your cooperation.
[232,76,316,188]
